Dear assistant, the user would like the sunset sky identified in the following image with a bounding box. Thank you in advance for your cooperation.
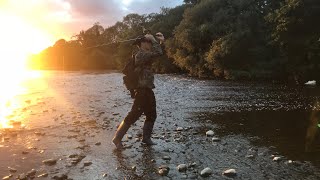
[0,0,183,55]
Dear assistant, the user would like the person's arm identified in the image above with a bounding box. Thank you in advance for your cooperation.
[135,34,165,66]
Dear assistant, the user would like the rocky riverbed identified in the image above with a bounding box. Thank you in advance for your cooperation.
[0,71,320,179]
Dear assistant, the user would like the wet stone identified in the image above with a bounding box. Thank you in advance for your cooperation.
[223,169,237,177]
[83,161,92,167]
[127,134,133,139]
[206,130,214,136]
[158,165,170,176]
[246,154,255,159]
[37,173,48,178]
[26,169,37,177]
[2,175,13,180]
[34,132,45,136]
[17,173,27,180]
[200,167,212,177]
[177,164,187,172]
[42,159,57,166]
[273,156,281,162]
[211,137,221,142]
[162,156,171,160]
[52,174,68,180]
[189,162,197,167]
[22,151,29,155]
[8,167,17,173]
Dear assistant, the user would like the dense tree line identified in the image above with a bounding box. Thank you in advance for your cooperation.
[29,0,320,83]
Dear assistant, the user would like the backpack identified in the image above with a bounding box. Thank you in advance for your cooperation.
[122,57,139,91]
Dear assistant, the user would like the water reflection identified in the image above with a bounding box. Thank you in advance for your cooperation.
[196,109,320,165]
[0,70,42,128]
[305,101,320,152]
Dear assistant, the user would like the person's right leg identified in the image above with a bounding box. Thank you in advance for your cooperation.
[142,88,157,145]
[112,89,143,149]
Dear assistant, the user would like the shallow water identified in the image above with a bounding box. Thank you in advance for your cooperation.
[1,71,320,179]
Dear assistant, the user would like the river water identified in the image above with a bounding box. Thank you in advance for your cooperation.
[1,71,320,179]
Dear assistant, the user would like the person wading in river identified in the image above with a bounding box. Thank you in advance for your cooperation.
[112,32,165,149]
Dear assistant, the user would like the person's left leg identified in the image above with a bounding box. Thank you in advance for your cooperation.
[142,88,157,145]
[112,89,143,149]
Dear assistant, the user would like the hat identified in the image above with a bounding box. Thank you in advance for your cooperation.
[132,35,152,46]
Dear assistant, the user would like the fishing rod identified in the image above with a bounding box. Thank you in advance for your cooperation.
[82,38,137,51]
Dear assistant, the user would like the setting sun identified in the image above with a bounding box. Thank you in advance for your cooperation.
[0,13,50,128]
[0,14,52,70]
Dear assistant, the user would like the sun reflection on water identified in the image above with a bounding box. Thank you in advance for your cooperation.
[0,69,42,129]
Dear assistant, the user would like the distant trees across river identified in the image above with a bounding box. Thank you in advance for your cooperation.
[28,0,320,84]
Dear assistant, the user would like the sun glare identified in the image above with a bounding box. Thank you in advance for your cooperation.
[0,14,50,128]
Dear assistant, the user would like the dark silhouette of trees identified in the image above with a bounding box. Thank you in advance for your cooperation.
[29,0,320,83]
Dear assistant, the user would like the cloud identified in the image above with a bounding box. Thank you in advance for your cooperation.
[0,0,184,41]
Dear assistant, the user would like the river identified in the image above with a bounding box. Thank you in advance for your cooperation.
[0,71,319,179]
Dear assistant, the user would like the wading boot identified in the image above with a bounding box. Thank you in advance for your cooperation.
[112,121,130,149]
[142,121,157,145]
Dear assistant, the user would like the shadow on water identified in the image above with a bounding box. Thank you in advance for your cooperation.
[195,109,320,165]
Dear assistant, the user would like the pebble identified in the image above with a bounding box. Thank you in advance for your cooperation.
[42,159,57,166]
[52,174,68,180]
[22,151,29,155]
[37,173,48,178]
[273,156,281,162]
[200,167,212,177]
[132,166,136,171]
[83,161,92,167]
[95,142,101,146]
[211,137,221,142]
[158,165,170,176]
[206,130,214,136]
[176,127,183,131]
[127,134,133,139]
[162,156,171,160]
[223,169,237,177]
[177,164,187,172]
[102,173,108,177]
[34,132,45,136]
[189,162,197,167]
[8,167,17,173]
[26,169,37,177]
[245,154,255,159]
[17,173,27,180]
[2,175,12,180]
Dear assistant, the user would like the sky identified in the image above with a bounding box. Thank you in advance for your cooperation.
[0,0,184,48]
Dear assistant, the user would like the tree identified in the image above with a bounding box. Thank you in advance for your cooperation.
[266,0,320,83]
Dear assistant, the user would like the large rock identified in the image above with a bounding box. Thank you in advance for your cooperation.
[200,167,212,177]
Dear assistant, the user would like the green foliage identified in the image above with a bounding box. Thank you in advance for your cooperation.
[266,0,320,83]
[30,0,320,83]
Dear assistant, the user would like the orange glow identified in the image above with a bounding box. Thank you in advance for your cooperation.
[0,14,51,128]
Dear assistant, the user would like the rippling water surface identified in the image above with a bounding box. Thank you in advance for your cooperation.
[2,71,320,167]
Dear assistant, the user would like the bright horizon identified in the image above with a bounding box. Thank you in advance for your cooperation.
[0,0,183,64]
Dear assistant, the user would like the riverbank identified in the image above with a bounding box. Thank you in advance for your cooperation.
[1,72,320,179]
